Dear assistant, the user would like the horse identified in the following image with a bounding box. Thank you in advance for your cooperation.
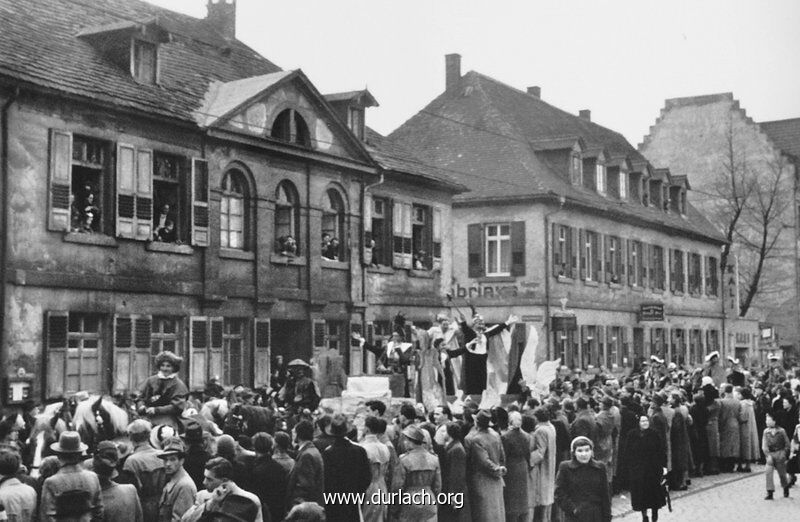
[73,394,130,451]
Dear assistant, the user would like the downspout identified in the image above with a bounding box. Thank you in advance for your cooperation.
[543,193,566,360]
[1,87,19,402]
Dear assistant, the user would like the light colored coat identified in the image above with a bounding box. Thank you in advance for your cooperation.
[158,468,196,522]
[738,399,760,461]
[529,421,557,507]
[466,428,506,522]
[40,463,104,522]
[0,476,37,522]
[718,396,741,458]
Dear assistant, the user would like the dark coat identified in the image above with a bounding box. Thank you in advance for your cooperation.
[718,397,741,458]
[501,428,531,515]
[625,428,666,511]
[323,437,372,522]
[670,408,691,473]
[183,443,211,492]
[554,459,611,522]
[689,398,709,465]
[286,442,324,508]
[440,441,471,522]
[251,454,289,522]
[138,375,189,429]
[615,402,639,488]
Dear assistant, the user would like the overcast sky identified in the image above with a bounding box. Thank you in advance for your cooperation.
[151,0,800,146]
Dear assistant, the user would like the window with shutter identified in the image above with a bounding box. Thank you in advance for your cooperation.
[115,144,152,240]
[222,319,244,386]
[191,158,209,246]
[153,152,188,244]
[706,256,719,296]
[46,313,102,397]
[210,318,224,385]
[411,204,432,270]
[486,224,512,276]
[402,202,413,269]
[552,223,562,277]
[467,223,484,278]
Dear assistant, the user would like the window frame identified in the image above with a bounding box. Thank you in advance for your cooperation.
[485,223,512,277]
[275,180,301,255]
[595,163,606,194]
[220,169,249,250]
[131,39,158,84]
[619,171,628,200]
[322,187,348,262]
[571,153,583,186]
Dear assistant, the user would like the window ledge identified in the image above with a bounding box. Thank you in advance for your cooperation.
[146,241,193,255]
[321,259,350,270]
[584,280,599,287]
[608,282,623,289]
[366,265,395,275]
[630,286,645,293]
[63,233,118,248]
[220,249,255,261]
[477,276,515,283]
[409,270,435,279]
[556,275,575,284]
[270,253,307,266]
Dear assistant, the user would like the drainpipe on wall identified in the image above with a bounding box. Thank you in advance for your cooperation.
[1,88,19,394]
[543,193,566,360]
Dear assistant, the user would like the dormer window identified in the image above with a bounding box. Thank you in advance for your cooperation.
[619,171,628,200]
[132,40,157,84]
[649,180,661,208]
[271,109,311,147]
[596,163,606,194]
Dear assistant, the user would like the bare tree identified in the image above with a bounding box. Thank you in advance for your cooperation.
[700,117,794,317]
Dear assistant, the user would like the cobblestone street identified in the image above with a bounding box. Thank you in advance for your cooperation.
[612,465,797,520]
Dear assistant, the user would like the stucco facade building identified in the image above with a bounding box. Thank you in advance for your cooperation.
[390,55,728,372]
[0,0,459,402]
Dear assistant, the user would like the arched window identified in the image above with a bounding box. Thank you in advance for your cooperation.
[271,109,310,147]
[275,180,300,255]
[220,169,248,250]
[321,188,346,261]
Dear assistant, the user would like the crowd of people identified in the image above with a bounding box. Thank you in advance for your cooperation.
[0,334,797,521]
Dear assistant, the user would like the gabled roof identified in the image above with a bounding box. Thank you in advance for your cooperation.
[651,168,671,182]
[76,17,170,42]
[670,174,691,190]
[196,71,294,127]
[760,118,800,160]
[0,0,281,123]
[529,136,584,152]
[324,89,379,108]
[365,128,467,193]
[389,70,724,243]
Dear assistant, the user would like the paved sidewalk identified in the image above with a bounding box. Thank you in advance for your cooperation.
[612,465,797,520]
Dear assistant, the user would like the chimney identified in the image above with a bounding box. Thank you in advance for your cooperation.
[206,0,236,40]
[579,109,591,121]
[445,54,461,92]
[527,86,541,98]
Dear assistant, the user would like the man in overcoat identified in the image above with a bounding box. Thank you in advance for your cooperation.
[501,412,530,522]
[322,414,372,522]
[286,420,324,508]
[530,407,557,522]
[466,410,506,522]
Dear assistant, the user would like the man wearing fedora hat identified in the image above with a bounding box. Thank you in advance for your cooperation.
[322,414,371,522]
[157,436,196,522]
[94,441,142,522]
[40,431,104,521]
[392,424,441,522]
[466,410,506,522]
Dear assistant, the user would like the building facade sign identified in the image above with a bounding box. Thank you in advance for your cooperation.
[640,303,665,322]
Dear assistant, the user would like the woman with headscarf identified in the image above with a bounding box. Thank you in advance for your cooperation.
[138,351,188,430]
[554,436,611,522]
[625,415,666,522]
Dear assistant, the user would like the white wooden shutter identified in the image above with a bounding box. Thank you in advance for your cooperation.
[189,316,208,389]
[432,207,442,270]
[209,317,223,385]
[135,149,153,241]
[45,311,69,398]
[253,319,271,388]
[116,143,136,239]
[191,158,209,247]
[402,202,412,269]
[392,201,404,268]
[48,130,72,231]
[114,315,152,393]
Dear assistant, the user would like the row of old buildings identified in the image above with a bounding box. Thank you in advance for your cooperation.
[0,0,796,403]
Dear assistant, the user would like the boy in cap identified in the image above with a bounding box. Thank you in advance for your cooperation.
[157,436,196,521]
[39,431,103,521]
[94,441,142,522]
